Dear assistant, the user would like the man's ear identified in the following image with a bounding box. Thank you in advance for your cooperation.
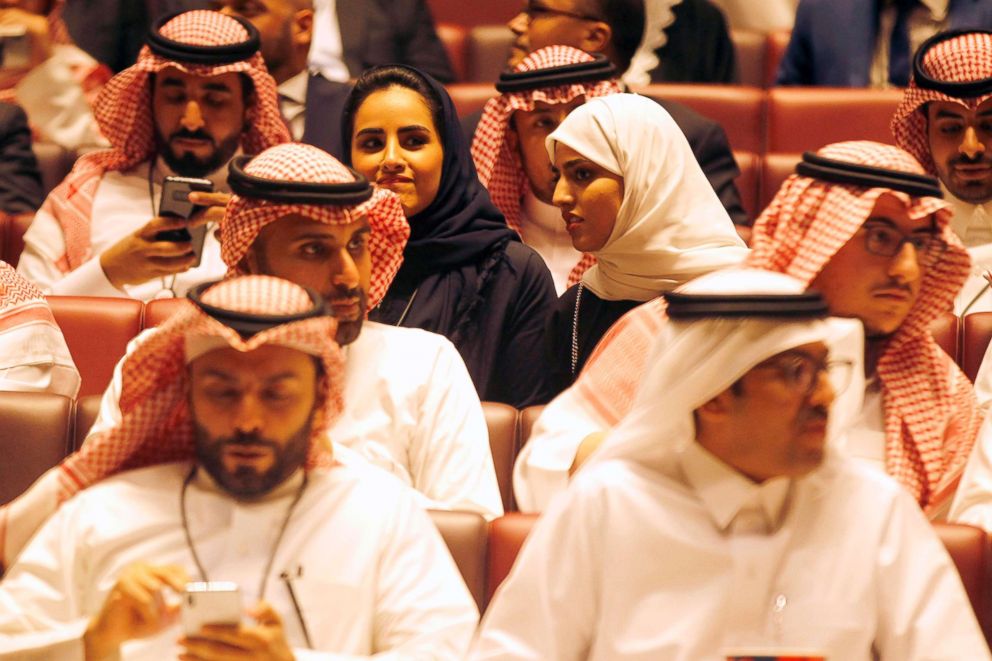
[697,387,737,419]
[505,115,520,153]
[294,9,314,46]
[242,246,262,275]
[580,21,612,55]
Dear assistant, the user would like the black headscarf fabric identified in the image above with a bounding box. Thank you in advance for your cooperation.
[341,66,519,283]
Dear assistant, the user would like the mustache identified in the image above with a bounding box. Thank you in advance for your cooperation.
[950,153,992,167]
[872,280,913,294]
[220,431,280,449]
[799,405,830,425]
[169,128,215,145]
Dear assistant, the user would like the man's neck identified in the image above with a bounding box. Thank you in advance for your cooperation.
[864,336,889,377]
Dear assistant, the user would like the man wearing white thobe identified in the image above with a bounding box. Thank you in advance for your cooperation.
[473,269,988,660]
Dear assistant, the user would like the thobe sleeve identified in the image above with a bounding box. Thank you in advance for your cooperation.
[875,489,991,659]
[469,480,601,660]
[949,413,992,531]
[0,500,93,660]
[407,338,503,520]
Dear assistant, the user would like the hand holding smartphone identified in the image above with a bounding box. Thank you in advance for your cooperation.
[181,581,242,636]
[156,176,213,268]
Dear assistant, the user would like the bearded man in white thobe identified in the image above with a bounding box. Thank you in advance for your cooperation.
[472,269,989,661]
[0,275,478,660]
[0,143,501,573]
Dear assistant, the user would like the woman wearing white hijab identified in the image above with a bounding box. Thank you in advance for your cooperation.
[544,93,747,392]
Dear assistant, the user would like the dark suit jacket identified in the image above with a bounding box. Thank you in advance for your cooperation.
[650,0,738,84]
[459,99,748,226]
[778,0,992,86]
[0,103,44,215]
[336,0,455,83]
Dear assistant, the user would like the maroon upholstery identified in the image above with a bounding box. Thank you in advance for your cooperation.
[518,404,545,451]
[486,512,538,605]
[483,401,519,513]
[766,87,903,154]
[426,0,518,26]
[467,25,514,83]
[933,522,992,644]
[0,392,73,506]
[47,296,142,397]
[74,394,103,451]
[735,150,761,221]
[429,509,488,611]
[638,84,765,154]
[931,312,959,365]
[448,83,496,118]
[731,29,767,88]
[3,211,34,267]
[436,23,468,82]
[31,142,74,196]
[963,312,992,382]
[764,30,791,88]
[143,297,187,330]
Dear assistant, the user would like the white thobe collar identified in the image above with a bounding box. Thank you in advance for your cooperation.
[680,441,792,534]
[944,183,992,248]
[278,70,309,140]
[191,465,307,503]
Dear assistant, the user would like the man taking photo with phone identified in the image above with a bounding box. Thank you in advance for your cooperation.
[15,9,290,301]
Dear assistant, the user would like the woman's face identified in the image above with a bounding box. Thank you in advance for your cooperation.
[552,143,624,252]
[350,85,444,217]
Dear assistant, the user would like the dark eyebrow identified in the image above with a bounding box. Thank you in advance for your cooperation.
[397,125,432,133]
[863,217,898,229]
[563,158,593,170]
[202,82,235,94]
[160,78,186,89]
[935,109,966,119]
[355,127,384,138]
[199,369,237,382]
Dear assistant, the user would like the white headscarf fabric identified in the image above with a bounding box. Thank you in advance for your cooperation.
[591,268,864,472]
[545,94,747,302]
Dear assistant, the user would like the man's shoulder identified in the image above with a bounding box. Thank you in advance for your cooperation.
[306,459,418,511]
[71,462,189,507]
[356,320,459,357]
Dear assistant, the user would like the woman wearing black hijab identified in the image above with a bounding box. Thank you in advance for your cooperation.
[343,65,557,408]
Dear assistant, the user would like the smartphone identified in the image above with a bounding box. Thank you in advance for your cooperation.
[156,175,213,268]
[0,26,30,70]
[181,581,242,636]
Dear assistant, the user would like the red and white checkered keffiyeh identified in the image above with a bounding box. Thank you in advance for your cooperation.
[566,141,978,513]
[0,275,344,568]
[471,46,622,287]
[39,9,290,273]
[892,31,992,176]
[221,143,411,311]
[0,260,60,334]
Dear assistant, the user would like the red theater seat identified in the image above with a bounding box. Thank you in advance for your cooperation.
[47,296,142,398]
[0,391,73,506]
[2,211,33,267]
[429,509,488,612]
[484,401,519,513]
[486,512,538,605]
[766,87,903,154]
[143,297,187,329]
[636,84,765,154]
[732,29,767,88]
[427,0,518,26]
[931,312,959,365]
[448,83,496,118]
[518,404,545,450]
[759,152,801,210]
[934,522,992,644]
[963,312,992,382]
[467,25,514,83]
[436,23,468,82]
[74,393,103,450]
[734,151,761,222]
[764,30,791,88]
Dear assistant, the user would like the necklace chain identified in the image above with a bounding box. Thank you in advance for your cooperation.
[570,282,584,376]
[179,466,309,601]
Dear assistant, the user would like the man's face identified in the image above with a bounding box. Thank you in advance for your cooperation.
[506,0,605,68]
[810,194,936,338]
[189,343,318,499]
[927,99,992,204]
[152,67,248,178]
[701,342,835,482]
[214,0,312,81]
[245,214,371,346]
[508,96,585,204]
[551,142,623,252]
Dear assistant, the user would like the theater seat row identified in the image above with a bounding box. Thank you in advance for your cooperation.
[0,389,988,629]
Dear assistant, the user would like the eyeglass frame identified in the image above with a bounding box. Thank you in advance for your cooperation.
[750,352,854,399]
[858,219,948,263]
[522,1,603,22]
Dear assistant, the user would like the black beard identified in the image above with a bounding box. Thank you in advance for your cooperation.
[332,286,367,346]
[193,419,312,499]
[157,128,241,178]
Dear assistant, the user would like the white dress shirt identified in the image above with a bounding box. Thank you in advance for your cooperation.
[308,0,350,83]
[0,460,478,659]
[869,0,949,89]
[278,70,309,141]
[86,321,504,520]
[17,158,229,301]
[946,189,992,315]
[475,445,989,660]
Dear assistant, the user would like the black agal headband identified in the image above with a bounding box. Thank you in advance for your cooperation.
[912,29,992,98]
[228,155,374,205]
[664,291,829,320]
[187,280,331,338]
[795,152,943,198]
[495,53,617,93]
[148,12,261,65]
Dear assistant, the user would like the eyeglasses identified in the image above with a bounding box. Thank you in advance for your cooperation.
[523,2,602,22]
[754,353,854,398]
[861,222,947,262]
